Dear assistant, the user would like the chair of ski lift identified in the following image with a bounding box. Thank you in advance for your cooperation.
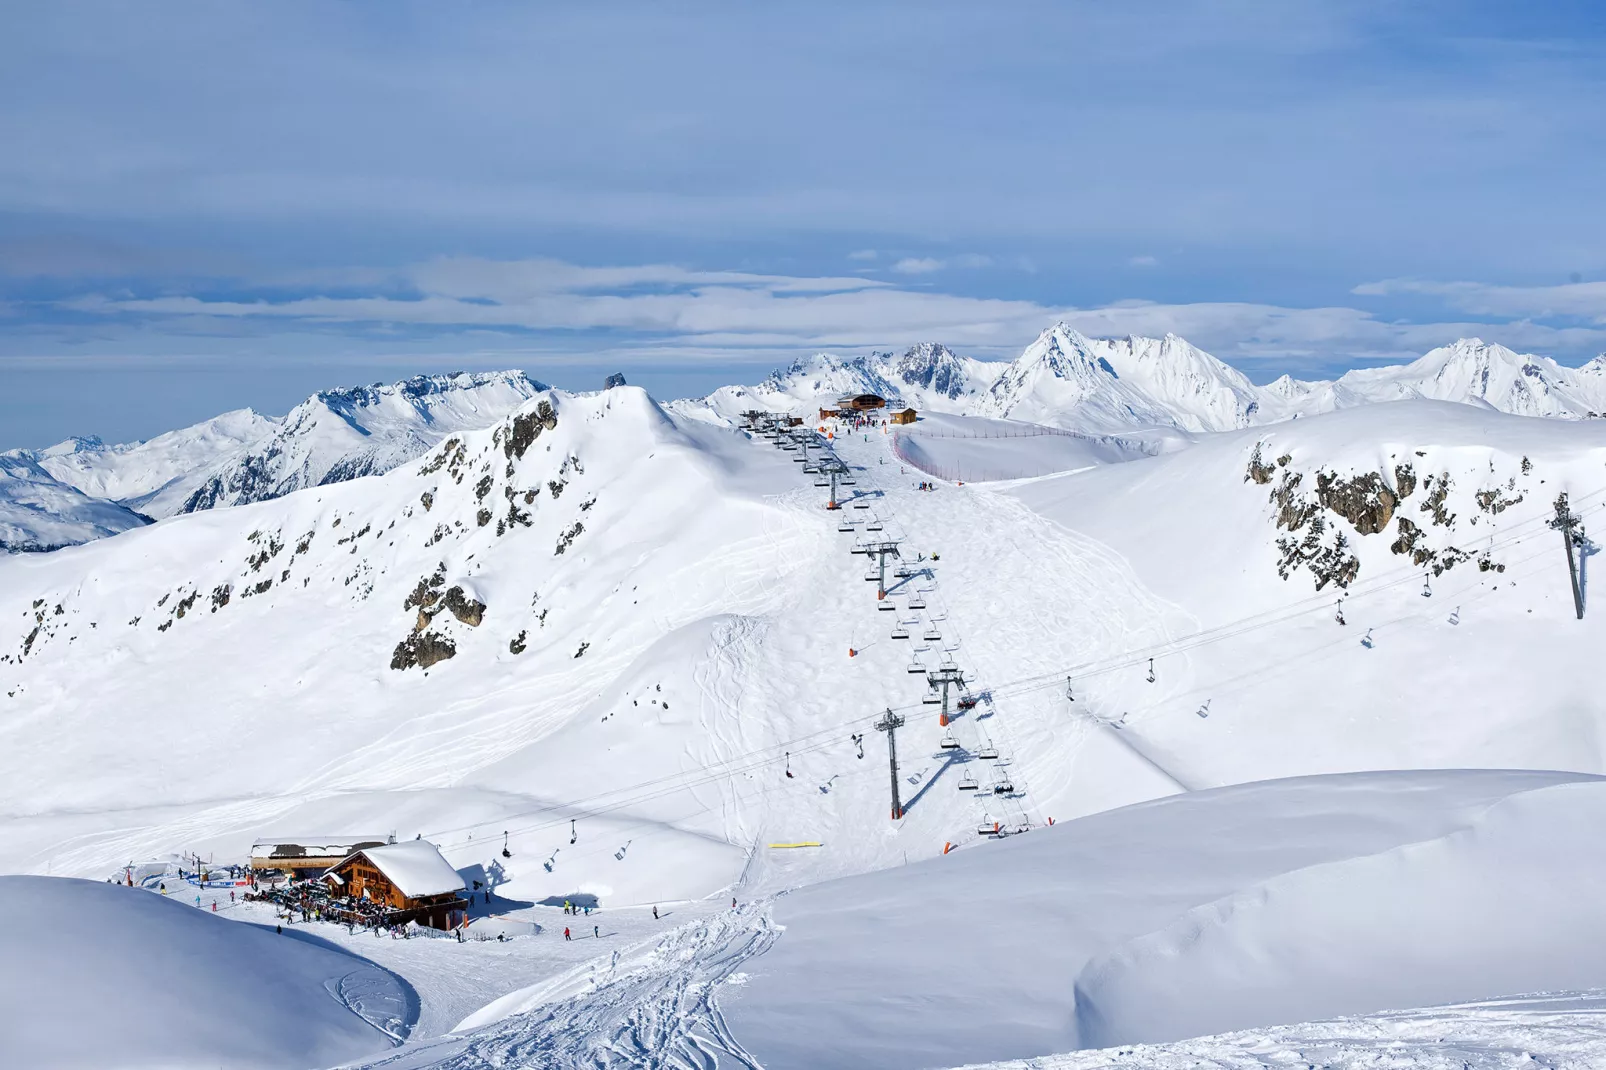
[939,732,960,750]
[814,477,830,487]
[864,572,881,582]
[907,660,927,674]
[922,624,942,642]
[878,599,896,610]
[853,501,871,510]
[956,693,978,710]
[891,622,910,639]
[977,740,999,760]
[838,520,855,532]
[907,596,927,610]
[977,817,999,835]
[867,519,883,532]
[958,772,979,791]
[922,691,941,704]
[993,777,1014,795]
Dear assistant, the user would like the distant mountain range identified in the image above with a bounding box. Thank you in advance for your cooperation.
[8,328,1606,553]
[674,326,1606,434]
[2,371,546,552]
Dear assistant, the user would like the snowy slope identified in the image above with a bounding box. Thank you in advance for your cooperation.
[722,770,1606,1068]
[0,450,151,552]
[0,875,409,1068]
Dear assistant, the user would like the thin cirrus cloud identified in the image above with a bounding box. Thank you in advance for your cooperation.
[59,257,1606,370]
[1354,278,1606,321]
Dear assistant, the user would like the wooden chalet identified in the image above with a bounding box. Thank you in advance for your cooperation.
[249,837,388,880]
[322,839,468,930]
[890,408,918,425]
[838,393,887,412]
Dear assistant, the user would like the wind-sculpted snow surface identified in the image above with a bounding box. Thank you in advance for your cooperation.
[349,903,777,1070]
[723,771,1606,1070]
[945,991,1606,1070]
[0,875,411,1069]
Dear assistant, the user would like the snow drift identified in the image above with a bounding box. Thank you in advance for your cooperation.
[724,770,1606,1069]
[0,875,411,1069]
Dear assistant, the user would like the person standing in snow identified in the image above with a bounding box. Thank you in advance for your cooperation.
[593,925,599,938]
[653,905,659,920]
[564,927,571,941]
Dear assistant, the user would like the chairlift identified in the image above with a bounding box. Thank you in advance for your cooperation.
[867,520,884,532]
[923,625,942,642]
[1065,676,1074,702]
[977,740,999,760]
[814,478,830,487]
[785,751,793,779]
[570,819,577,846]
[1334,600,1346,626]
[614,840,631,861]
[1421,574,1432,598]
[922,692,941,704]
[956,693,978,711]
[907,660,927,674]
[852,733,864,759]
[1146,657,1156,684]
[894,567,915,579]
[891,622,910,640]
[878,599,896,611]
[958,772,979,791]
[907,596,926,610]
[939,732,960,750]
[977,817,1000,835]
[993,777,1014,795]
[501,831,512,859]
[854,501,871,510]
[838,520,855,532]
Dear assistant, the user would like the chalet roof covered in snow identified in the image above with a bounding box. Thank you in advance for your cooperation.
[338,840,464,899]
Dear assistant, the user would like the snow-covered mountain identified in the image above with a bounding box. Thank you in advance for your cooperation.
[33,408,279,518]
[174,370,548,514]
[8,387,1606,1066]
[1275,337,1606,420]
[7,371,546,553]
[0,451,152,552]
[678,327,1606,437]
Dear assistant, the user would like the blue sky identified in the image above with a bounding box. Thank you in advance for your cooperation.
[3,1,1606,448]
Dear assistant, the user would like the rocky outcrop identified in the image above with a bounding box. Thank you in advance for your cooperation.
[442,586,485,627]
[501,401,558,461]
[1314,472,1397,536]
[391,630,456,670]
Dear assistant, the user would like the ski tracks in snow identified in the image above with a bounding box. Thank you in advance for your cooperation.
[356,903,779,1070]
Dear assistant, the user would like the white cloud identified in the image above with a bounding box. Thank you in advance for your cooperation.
[847,249,878,261]
[1354,278,1606,322]
[891,257,945,275]
[55,257,1606,371]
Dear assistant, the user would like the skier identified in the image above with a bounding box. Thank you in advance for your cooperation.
[275,924,282,935]
[653,905,659,920]
[564,927,571,941]
[593,925,599,939]
[731,897,737,909]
